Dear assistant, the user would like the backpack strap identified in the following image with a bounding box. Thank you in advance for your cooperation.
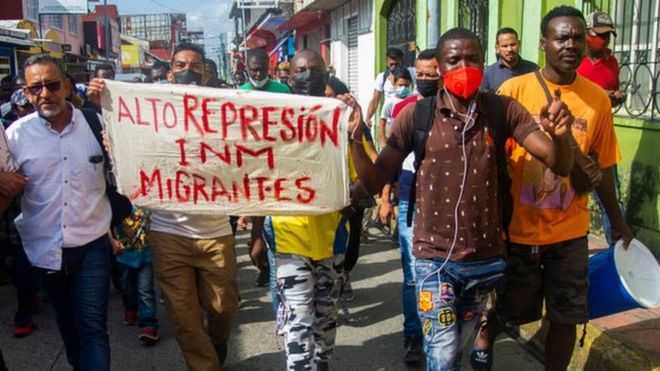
[81,108,120,189]
[81,108,111,171]
[533,70,554,104]
[381,70,390,91]
[484,94,513,242]
[406,95,436,226]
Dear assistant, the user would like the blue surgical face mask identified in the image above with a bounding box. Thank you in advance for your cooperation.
[396,86,411,98]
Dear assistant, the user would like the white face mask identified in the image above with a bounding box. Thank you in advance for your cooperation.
[250,77,269,89]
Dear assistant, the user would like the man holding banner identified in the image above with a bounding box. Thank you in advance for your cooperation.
[249,49,354,371]
[8,55,114,371]
[89,43,239,371]
[91,41,355,370]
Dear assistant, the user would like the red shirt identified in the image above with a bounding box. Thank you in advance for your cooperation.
[392,95,420,119]
[577,50,621,91]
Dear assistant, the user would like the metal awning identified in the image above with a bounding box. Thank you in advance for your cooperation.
[0,35,33,46]
[0,24,33,46]
[279,11,324,32]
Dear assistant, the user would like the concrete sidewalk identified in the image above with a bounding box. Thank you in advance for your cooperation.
[0,228,542,371]
[515,235,660,371]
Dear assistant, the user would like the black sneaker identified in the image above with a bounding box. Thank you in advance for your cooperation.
[255,268,269,287]
[340,281,355,302]
[403,336,425,365]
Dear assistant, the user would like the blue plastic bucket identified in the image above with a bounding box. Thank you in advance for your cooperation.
[588,239,660,319]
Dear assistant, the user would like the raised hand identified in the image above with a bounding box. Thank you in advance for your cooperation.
[539,89,573,140]
[336,93,363,140]
[87,78,106,107]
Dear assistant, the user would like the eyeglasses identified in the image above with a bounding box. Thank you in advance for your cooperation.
[25,80,62,96]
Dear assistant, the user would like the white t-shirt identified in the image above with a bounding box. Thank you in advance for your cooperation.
[380,96,405,139]
[373,66,417,102]
[150,212,233,239]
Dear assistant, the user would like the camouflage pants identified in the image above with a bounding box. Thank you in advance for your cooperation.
[276,253,344,371]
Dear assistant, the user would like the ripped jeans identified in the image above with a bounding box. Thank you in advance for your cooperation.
[415,256,506,371]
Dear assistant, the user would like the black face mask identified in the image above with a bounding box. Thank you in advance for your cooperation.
[291,69,328,97]
[173,69,203,85]
[416,78,440,98]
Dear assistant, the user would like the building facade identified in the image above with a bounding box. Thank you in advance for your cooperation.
[119,13,187,60]
[372,0,659,251]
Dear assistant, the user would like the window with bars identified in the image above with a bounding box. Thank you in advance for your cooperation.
[68,16,79,35]
[25,0,39,22]
[347,16,359,92]
[48,15,64,30]
[386,0,416,67]
[458,0,489,60]
[583,0,660,119]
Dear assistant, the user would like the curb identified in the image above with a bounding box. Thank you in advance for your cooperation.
[515,318,659,371]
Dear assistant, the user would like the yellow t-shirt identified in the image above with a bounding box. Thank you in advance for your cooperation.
[498,72,621,245]
[271,137,368,260]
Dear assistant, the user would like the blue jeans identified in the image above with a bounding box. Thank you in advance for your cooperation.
[415,256,506,371]
[593,165,625,246]
[263,217,279,314]
[119,262,158,329]
[34,235,112,371]
[398,200,422,341]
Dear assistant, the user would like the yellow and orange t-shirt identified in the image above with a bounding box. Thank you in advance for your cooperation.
[270,136,370,261]
[498,72,621,245]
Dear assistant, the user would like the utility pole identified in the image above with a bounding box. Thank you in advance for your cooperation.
[104,0,110,60]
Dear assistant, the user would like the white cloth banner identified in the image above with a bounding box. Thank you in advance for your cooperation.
[102,80,351,216]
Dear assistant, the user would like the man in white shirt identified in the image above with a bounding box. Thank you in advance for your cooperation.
[364,47,416,129]
[6,54,113,371]
[89,43,239,371]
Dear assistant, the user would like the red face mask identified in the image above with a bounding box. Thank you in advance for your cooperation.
[587,35,608,51]
[442,67,483,99]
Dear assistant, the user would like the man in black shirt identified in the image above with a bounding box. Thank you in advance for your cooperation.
[481,28,539,92]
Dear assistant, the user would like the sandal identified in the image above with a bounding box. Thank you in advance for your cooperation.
[470,320,494,370]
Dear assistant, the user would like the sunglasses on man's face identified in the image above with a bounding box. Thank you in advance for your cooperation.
[25,80,62,95]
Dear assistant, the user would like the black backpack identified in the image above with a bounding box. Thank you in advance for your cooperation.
[407,94,513,241]
[81,108,133,227]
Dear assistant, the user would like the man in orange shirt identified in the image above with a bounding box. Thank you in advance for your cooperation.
[347,27,574,370]
[474,6,632,371]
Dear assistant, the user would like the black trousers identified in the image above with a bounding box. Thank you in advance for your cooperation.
[0,346,7,371]
[344,207,365,274]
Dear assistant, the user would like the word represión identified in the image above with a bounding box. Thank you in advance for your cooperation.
[116,94,342,146]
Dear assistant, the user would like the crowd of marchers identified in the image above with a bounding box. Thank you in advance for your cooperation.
[0,5,632,371]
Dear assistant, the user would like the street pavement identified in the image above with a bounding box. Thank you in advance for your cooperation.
[0,228,542,371]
